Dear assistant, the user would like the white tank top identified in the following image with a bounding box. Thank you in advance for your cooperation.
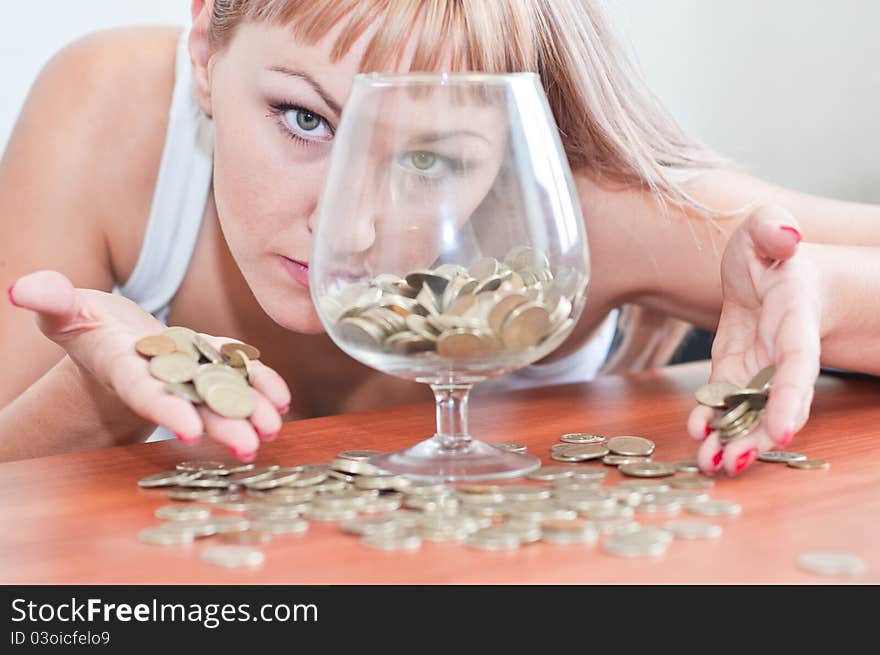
[116,30,619,436]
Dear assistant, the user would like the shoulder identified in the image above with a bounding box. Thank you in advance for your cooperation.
[21,27,185,282]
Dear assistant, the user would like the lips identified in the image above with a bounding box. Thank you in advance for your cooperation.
[281,256,310,288]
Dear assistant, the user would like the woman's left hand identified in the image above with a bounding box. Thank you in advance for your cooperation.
[686,205,823,476]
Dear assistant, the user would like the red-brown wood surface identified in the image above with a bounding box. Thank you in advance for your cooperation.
[1,361,877,584]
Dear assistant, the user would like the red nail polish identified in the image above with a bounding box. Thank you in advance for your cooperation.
[232,448,256,463]
[779,429,794,447]
[710,449,724,473]
[263,432,278,442]
[733,448,757,475]
[704,425,712,439]
[780,226,802,243]
[279,404,290,415]
[175,432,198,445]
[7,285,20,307]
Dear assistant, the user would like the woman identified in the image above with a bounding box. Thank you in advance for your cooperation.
[2,0,878,476]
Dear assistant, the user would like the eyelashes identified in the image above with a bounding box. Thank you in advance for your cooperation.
[266,102,334,146]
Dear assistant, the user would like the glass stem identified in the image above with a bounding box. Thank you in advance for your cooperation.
[430,384,473,452]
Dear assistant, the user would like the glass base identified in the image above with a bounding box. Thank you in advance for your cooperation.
[368,437,541,482]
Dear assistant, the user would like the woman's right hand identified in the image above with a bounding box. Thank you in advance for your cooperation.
[9,270,291,461]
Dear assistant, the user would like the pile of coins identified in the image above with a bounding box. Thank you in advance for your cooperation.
[136,437,738,564]
[136,327,261,419]
[695,366,775,444]
[319,246,586,359]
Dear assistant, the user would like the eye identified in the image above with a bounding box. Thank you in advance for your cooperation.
[279,107,333,140]
[398,150,447,176]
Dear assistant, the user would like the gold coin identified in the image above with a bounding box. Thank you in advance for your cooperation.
[694,382,741,409]
[162,326,200,361]
[436,328,500,358]
[192,334,224,364]
[500,302,551,350]
[746,365,775,391]
[135,335,177,357]
[149,353,200,384]
[202,383,255,419]
[221,342,261,364]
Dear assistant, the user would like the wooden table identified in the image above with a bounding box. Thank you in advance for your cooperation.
[1,361,877,584]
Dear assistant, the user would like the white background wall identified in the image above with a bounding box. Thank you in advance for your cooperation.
[1,1,877,203]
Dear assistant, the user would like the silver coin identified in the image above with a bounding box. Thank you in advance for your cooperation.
[664,520,723,540]
[787,459,831,470]
[337,449,383,462]
[219,529,272,545]
[559,433,606,444]
[540,519,598,545]
[607,436,655,457]
[499,485,552,501]
[465,527,522,551]
[305,506,358,522]
[176,461,227,473]
[797,552,866,577]
[137,525,195,545]
[155,505,211,522]
[167,488,224,502]
[592,518,642,536]
[493,442,528,453]
[361,532,422,551]
[617,480,671,493]
[603,533,669,558]
[201,545,265,568]
[670,475,715,489]
[686,499,742,517]
[329,458,382,476]
[619,461,677,478]
[746,365,776,391]
[672,460,701,474]
[138,470,192,488]
[354,473,409,491]
[602,455,650,466]
[250,517,309,535]
[637,497,683,515]
[341,515,405,536]
[210,516,252,534]
[694,382,741,409]
[526,466,581,482]
[550,443,610,462]
[758,451,808,464]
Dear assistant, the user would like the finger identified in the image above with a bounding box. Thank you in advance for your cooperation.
[249,392,282,441]
[8,271,99,337]
[697,432,724,475]
[197,405,260,462]
[246,360,291,412]
[687,405,716,441]
[746,205,803,262]
[719,427,775,477]
[106,354,204,440]
[764,315,820,446]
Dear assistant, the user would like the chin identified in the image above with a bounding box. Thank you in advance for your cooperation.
[269,300,327,335]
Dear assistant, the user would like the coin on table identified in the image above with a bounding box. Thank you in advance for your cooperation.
[135,335,177,357]
[494,442,528,454]
[694,382,741,409]
[551,443,610,462]
[499,486,552,502]
[758,451,808,464]
[361,531,422,551]
[138,470,191,488]
[670,475,714,489]
[211,516,252,534]
[337,449,383,462]
[526,466,581,482]
[221,341,261,365]
[162,326,200,360]
[672,460,700,474]
[602,531,669,558]
[787,459,830,470]
[177,460,227,473]
[149,352,200,384]
[155,505,211,522]
[559,433,606,444]
[619,461,677,478]
[219,530,272,545]
[617,479,671,493]
[686,499,741,517]
[637,496,683,515]
[250,517,309,535]
[226,466,280,485]
[797,552,866,577]
[201,545,265,568]
[540,519,598,545]
[138,525,195,545]
[663,519,722,540]
[607,436,655,457]
[602,455,650,467]
[465,527,522,551]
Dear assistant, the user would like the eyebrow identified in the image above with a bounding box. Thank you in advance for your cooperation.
[410,130,491,146]
[266,66,342,116]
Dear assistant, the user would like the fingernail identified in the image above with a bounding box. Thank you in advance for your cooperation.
[779,429,794,447]
[710,449,724,474]
[704,424,712,439]
[279,404,290,415]
[733,448,757,476]
[780,226,802,243]
[7,285,20,307]
[232,448,256,463]
[175,432,199,445]
[263,431,278,442]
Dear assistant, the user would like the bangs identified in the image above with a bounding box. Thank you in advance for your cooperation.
[232,0,537,73]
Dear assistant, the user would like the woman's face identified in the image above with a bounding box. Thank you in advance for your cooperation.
[206,22,507,334]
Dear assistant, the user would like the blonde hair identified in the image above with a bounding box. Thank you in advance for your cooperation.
[209,0,719,372]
